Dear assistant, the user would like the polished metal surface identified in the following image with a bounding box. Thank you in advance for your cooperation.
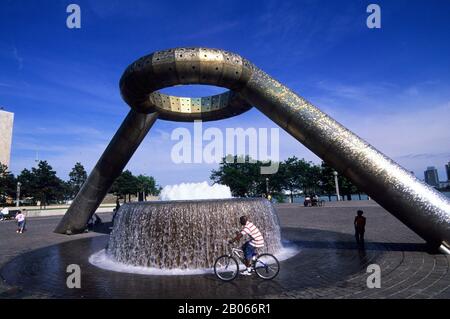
[55,47,450,249]
[147,90,251,122]
[119,47,253,121]
[54,110,158,234]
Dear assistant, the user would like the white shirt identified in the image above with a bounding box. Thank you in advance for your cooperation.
[1,207,9,215]
[15,213,25,222]
[240,221,265,248]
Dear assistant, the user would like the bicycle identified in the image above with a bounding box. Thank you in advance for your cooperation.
[214,245,280,281]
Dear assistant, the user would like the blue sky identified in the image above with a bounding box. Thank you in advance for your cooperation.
[1,0,449,186]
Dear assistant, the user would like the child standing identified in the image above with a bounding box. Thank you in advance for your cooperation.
[354,210,366,247]
[15,210,25,233]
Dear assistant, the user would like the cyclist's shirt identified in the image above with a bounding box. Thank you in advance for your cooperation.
[241,221,264,247]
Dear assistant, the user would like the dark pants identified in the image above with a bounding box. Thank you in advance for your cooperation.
[355,228,365,245]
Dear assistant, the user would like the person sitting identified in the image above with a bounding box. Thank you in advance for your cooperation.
[311,194,319,207]
[1,206,9,221]
[94,213,102,226]
[304,195,311,207]
[86,213,102,231]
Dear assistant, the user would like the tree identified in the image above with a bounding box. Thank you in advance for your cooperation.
[33,161,66,206]
[277,157,322,202]
[0,164,16,204]
[68,162,87,198]
[340,175,360,201]
[211,156,261,197]
[17,161,66,207]
[319,162,337,201]
[136,175,160,198]
[210,155,283,198]
[319,161,362,201]
[111,170,138,202]
[17,168,36,201]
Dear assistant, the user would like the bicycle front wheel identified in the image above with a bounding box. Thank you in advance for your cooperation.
[254,253,280,280]
[214,255,239,281]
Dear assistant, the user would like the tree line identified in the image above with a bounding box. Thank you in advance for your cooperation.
[210,156,363,202]
[1,156,363,206]
[0,161,160,206]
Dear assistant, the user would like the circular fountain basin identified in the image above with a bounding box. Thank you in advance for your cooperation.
[103,198,283,270]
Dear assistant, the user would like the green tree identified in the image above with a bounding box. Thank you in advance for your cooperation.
[319,162,337,201]
[275,157,326,202]
[304,163,321,195]
[319,161,362,201]
[136,174,160,198]
[210,155,283,198]
[33,161,66,206]
[68,162,87,198]
[340,175,360,200]
[0,164,16,204]
[211,155,259,197]
[17,168,36,201]
[111,170,138,202]
[17,161,66,207]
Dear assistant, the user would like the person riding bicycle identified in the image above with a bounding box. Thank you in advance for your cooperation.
[229,216,265,276]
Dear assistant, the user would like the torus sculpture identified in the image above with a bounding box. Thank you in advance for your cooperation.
[55,48,450,252]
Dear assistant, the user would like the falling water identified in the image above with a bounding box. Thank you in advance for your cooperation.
[106,198,283,269]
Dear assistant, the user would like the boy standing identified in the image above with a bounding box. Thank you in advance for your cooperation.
[15,210,25,233]
[354,210,366,247]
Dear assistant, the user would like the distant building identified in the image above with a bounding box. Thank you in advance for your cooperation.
[446,162,450,181]
[0,109,14,168]
[424,166,439,188]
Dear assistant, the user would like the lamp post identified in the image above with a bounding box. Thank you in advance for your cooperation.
[16,182,21,207]
[265,177,269,196]
[333,171,341,201]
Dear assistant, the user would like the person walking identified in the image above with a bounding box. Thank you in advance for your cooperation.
[15,210,26,233]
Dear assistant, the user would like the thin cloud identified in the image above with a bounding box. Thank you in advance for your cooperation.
[12,47,23,70]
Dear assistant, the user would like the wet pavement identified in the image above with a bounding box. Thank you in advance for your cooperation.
[1,201,450,299]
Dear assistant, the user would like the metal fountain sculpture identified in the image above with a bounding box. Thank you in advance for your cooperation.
[55,47,450,252]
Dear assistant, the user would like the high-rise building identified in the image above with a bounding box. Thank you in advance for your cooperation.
[0,108,14,168]
[424,166,439,187]
[446,162,450,181]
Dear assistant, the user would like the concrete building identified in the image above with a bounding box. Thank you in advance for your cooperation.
[0,109,14,168]
[424,166,439,188]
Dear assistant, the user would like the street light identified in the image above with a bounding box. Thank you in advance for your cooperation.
[16,182,21,207]
[333,171,341,201]
[265,177,269,196]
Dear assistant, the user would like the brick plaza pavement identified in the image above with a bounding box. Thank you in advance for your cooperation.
[1,200,449,298]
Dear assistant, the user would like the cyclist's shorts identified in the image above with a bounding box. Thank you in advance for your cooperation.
[242,241,256,260]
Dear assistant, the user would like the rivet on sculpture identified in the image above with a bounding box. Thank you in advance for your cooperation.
[55,47,450,252]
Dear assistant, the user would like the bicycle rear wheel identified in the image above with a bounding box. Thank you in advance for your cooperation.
[254,253,280,280]
[214,255,239,281]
